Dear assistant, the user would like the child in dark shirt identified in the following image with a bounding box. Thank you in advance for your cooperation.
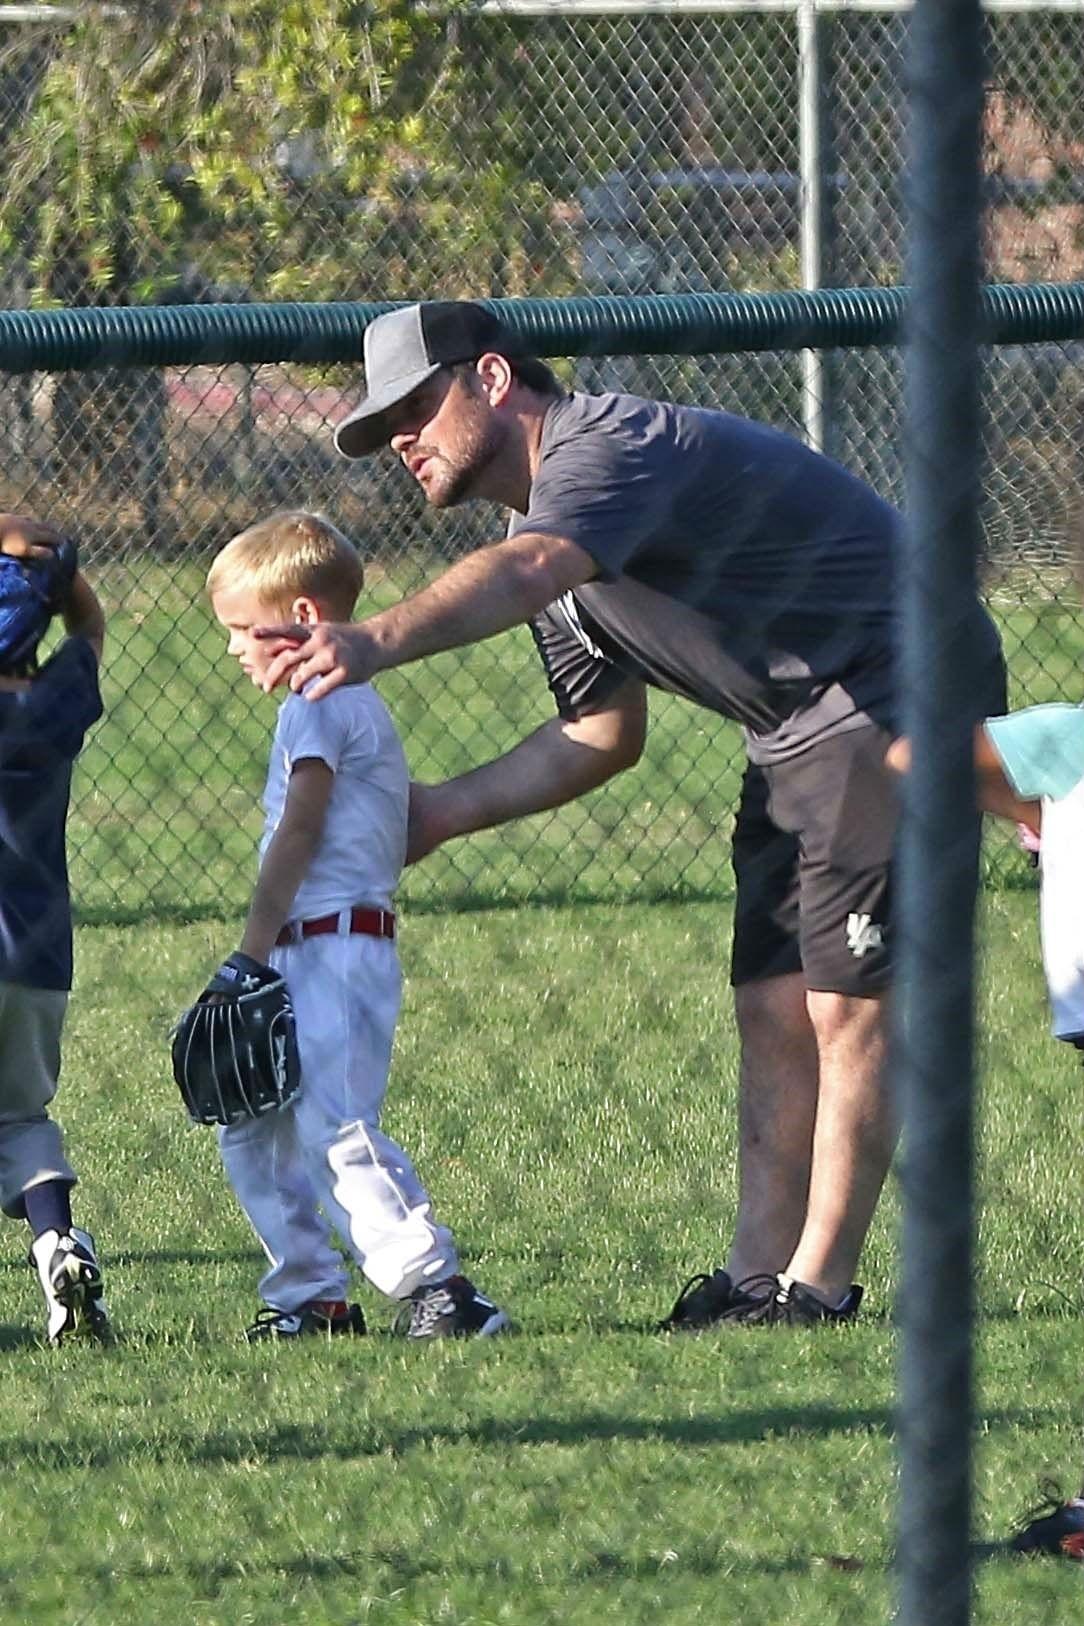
[0,517,109,1344]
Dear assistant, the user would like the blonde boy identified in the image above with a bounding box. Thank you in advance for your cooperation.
[206,512,507,1339]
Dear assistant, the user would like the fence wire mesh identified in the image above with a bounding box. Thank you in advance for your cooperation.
[1,9,1084,1623]
[0,3,1081,924]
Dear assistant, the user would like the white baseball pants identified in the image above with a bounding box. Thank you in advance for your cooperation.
[218,927,458,1309]
[1038,783,1084,1041]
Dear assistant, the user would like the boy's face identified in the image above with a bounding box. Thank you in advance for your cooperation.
[212,584,294,687]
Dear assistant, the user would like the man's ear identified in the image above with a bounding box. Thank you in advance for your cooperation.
[290,594,322,626]
[475,352,514,408]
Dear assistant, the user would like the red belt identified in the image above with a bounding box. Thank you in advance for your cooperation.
[275,906,396,947]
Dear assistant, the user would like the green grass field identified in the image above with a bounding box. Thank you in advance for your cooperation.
[7,558,1082,1621]
[2,890,1082,1625]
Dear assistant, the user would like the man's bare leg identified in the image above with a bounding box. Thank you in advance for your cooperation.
[783,989,895,1306]
[724,972,820,1284]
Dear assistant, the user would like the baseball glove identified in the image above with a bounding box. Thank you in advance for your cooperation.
[0,536,77,675]
[171,952,301,1126]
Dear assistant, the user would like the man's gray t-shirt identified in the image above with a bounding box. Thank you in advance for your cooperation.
[511,391,1003,763]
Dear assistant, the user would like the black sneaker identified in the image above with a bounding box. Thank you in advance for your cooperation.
[245,1299,366,1342]
[399,1275,509,1339]
[1011,1482,1084,1557]
[718,1274,863,1326]
[659,1269,756,1331]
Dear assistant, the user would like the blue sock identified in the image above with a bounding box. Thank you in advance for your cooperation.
[23,1180,74,1239]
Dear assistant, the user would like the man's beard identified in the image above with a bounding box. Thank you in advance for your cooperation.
[420,411,503,510]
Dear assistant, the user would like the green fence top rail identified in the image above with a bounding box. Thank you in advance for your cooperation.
[1,281,1083,372]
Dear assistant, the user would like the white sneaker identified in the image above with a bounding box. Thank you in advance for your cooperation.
[29,1227,110,1346]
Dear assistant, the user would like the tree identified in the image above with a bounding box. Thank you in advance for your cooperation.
[0,1,544,495]
[1,4,469,299]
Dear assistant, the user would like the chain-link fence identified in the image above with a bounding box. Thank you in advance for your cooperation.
[0,3,1082,922]
[0,10,1079,1622]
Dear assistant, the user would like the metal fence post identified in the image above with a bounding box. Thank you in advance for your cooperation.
[798,0,836,455]
[897,1,986,1623]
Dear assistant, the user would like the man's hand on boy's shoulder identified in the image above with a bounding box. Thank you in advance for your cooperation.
[256,619,379,700]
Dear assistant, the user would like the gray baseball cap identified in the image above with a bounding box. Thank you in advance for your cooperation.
[334,300,509,459]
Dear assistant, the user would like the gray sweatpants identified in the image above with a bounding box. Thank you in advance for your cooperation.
[0,982,76,1219]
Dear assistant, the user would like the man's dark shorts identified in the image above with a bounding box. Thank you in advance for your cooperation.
[730,670,1008,996]
[731,725,897,995]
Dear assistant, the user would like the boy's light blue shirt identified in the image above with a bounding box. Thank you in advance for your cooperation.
[985,703,1084,801]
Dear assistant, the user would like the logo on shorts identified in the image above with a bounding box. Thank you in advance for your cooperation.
[846,912,885,958]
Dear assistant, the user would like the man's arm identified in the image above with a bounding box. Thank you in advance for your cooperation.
[407,680,647,862]
[258,531,597,700]
[239,758,334,962]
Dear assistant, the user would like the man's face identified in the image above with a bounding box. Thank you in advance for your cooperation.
[212,584,286,687]
[386,367,502,508]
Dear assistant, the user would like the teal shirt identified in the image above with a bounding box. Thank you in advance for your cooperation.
[985,703,1084,801]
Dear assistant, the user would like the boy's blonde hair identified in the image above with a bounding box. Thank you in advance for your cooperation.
[206,511,363,619]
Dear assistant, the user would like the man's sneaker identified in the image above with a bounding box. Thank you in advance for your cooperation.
[718,1273,863,1326]
[658,1268,772,1331]
[659,1270,735,1331]
[29,1227,110,1346]
[244,1299,366,1342]
[1011,1483,1084,1558]
[399,1275,509,1339]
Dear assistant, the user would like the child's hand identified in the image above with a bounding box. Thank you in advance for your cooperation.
[0,513,69,559]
